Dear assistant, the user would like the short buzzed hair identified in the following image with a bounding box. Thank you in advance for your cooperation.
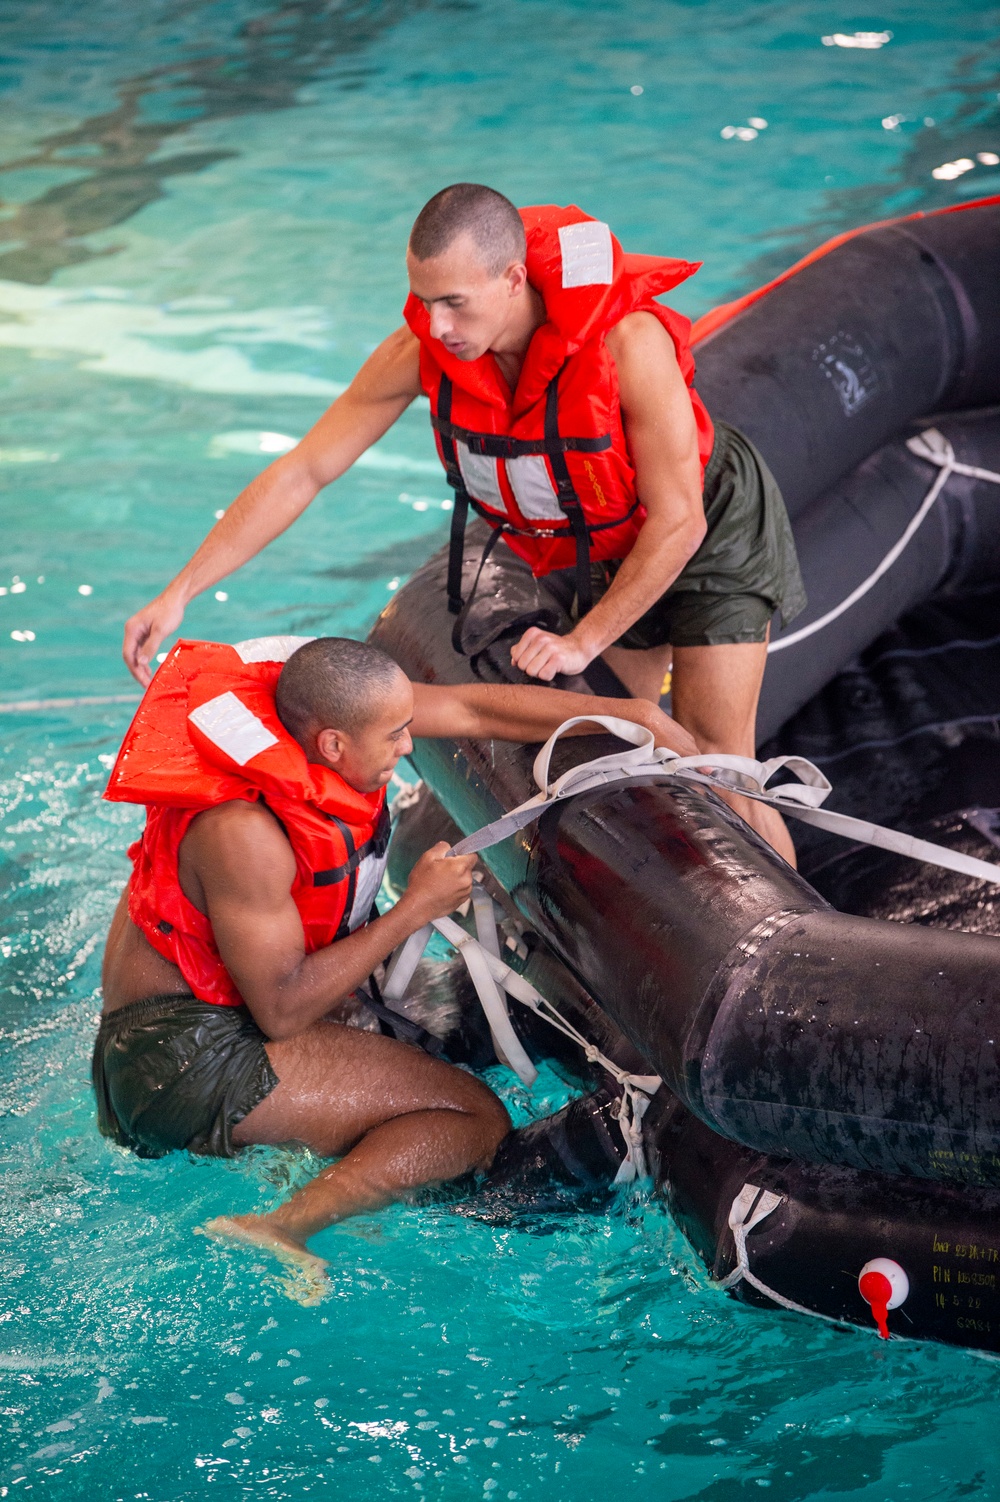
[276,637,404,745]
[409,184,526,277]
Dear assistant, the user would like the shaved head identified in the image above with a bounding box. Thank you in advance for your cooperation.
[409,183,526,276]
[276,637,405,748]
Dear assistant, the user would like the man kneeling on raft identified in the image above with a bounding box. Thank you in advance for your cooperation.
[96,634,695,1299]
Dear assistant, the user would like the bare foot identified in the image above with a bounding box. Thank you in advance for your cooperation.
[197,1215,331,1307]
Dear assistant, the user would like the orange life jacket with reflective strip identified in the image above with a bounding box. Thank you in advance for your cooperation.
[103,636,390,1008]
[404,203,715,631]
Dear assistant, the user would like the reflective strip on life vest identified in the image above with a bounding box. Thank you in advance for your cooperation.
[558,220,614,287]
[188,691,278,767]
[232,635,315,664]
[454,445,565,522]
[507,455,563,521]
[456,443,505,513]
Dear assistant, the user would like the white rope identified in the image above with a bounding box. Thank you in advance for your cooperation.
[768,428,1000,654]
[719,1184,842,1325]
[388,772,424,820]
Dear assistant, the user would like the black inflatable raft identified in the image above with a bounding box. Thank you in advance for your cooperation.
[692,194,1000,738]
[370,196,1000,1350]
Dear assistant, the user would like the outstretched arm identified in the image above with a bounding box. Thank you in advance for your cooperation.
[510,311,706,681]
[182,801,477,1041]
[409,680,699,757]
[123,327,424,685]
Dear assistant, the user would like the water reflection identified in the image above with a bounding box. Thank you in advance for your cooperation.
[0,0,425,284]
[737,43,1000,290]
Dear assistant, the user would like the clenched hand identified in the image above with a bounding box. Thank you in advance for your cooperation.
[400,842,478,926]
[509,626,595,682]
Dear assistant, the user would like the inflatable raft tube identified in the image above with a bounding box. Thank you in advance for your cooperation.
[691,196,1000,517]
[759,547,1000,899]
[370,537,1000,1189]
[756,409,1000,741]
[389,788,1000,1352]
[686,195,1000,738]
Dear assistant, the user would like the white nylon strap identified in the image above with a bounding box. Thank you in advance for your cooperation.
[450,715,1000,887]
[672,766,1000,885]
[451,716,674,856]
[471,885,516,1070]
[432,915,539,1087]
[769,428,1000,654]
[382,923,432,1002]
[432,915,661,1174]
[472,883,502,958]
[381,913,538,1086]
[383,896,662,1174]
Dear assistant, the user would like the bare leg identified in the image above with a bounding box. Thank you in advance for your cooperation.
[602,642,673,703]
[200,1020,510,1300]
[671,634,797,867]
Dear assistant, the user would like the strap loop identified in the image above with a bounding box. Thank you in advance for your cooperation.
[718,1183,843,1325]
[449,713,1000,886]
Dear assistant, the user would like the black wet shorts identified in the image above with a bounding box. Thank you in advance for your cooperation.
[92,993,278,1159]
[588,420,807,649]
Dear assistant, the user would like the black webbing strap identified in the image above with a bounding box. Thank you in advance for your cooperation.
[437,367,633,643]
[545,371,593,617]
[322,804,392,940]
[437,372,517,653]
[437,376,472,617]
[359,960,446,1058]
[431,414,611,459]
[314,849,365,887]
[323,812,359,938]
[450,524,507,656]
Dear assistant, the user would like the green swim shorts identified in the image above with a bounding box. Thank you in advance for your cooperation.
[588,419,807,649]
[92,993,278,1159]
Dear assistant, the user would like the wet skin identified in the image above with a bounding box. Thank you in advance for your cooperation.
[121,232,794,864]
[102,670,695,1299]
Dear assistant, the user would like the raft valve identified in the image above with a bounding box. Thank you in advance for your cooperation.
[858,1258,909,1338]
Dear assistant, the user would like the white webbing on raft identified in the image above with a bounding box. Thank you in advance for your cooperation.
[768,427,1000,653]
[383,897,661,1179]
[450,713,1000,887]
[381,708,1000,1171]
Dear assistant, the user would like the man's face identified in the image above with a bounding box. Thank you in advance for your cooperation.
[407,232,525,361]
[314,672,414,794]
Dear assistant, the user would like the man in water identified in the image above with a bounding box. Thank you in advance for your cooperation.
[122,184,803,861]
[97,634,695,1301]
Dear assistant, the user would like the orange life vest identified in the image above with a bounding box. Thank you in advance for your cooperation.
[404,203,715,628]
[103,636,390,1008]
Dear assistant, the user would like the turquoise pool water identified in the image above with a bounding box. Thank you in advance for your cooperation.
[3,2,1000,1496]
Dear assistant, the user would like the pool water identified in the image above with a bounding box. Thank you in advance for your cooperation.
[3,2,1000,1497]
